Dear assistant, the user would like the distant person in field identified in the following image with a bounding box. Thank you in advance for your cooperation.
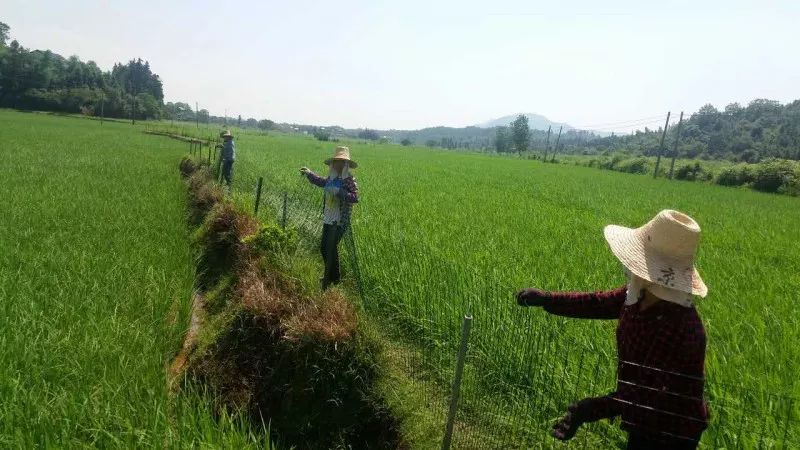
[217,130,235,187]
[299,146,359,289]
[516,210,709,450]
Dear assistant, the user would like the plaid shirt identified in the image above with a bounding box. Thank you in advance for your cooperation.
[305,172,358,226]
[543,286,708,441]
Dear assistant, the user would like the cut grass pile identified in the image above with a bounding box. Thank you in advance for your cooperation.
[171,160,408,449]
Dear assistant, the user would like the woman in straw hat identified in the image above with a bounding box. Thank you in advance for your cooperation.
[216,130,235,187]
[299,146,359,289]
[516,210,709,449]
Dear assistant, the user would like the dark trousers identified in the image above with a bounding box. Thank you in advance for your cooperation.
[221,159,234,186]
[626,432,699,450]
[320,224,345,288]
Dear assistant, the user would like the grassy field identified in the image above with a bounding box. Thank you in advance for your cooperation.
[181,126,800,446]
[6,111,797,447]
[0,111,270,448]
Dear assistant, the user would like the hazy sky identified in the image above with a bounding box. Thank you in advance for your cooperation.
[4,0,799,130]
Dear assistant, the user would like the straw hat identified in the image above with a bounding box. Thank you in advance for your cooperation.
[221,130,233,139]
[604,210,707,297]
[324,146,358,168]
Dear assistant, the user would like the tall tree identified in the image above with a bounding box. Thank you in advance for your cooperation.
[495,126,509,153]
[0,22,10,47]
[510,114,530,156]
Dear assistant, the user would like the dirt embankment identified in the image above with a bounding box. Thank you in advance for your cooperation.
[170,157,405,449]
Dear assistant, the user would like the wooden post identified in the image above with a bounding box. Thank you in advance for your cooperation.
[653,112,671,178]
[441,315,473,450]
[543,125,552,160]
[668,111,684,180]
[254,177,263,215]
[551,126,563,162]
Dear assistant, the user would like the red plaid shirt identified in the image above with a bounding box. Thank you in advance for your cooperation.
[543,286,708,441]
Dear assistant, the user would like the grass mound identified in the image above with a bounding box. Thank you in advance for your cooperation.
[173,161,403,449]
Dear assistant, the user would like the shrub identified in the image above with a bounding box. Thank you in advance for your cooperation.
[616,157,651,174]
[674,162,713,181]
[715,164,755,187]
[243,223,298,261]
[752,159,799,193]
[313,128,331,141]
[783,167,800,196]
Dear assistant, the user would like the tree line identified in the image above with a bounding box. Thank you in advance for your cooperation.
[493,100,800,163]
[0,22,164,119]
[0,22,276,128]
[585,100,800,162]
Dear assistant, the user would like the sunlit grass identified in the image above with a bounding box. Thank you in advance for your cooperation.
[0,111,271,448]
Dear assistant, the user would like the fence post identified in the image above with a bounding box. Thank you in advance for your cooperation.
[254,177,263,215]
[281,191,288,229]
[441,314,473,450]
[551,126,563,162]
[542,125,552,160]
[207,143,211,165]
[653,111,671,178]
[668,111,684,180]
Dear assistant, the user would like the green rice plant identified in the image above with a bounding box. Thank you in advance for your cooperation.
[0,110,272,448]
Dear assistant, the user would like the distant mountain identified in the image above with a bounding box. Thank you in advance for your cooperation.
[476,113,573,132]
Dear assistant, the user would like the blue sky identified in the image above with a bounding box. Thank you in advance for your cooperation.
[4,0,800,130]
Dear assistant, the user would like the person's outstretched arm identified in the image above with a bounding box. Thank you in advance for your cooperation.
[300,167,326,187]
[516,286,626,319]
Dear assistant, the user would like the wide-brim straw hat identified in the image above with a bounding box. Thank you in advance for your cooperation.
[221,130,233,138]
[604,210,708,297]
[324,146,358,168]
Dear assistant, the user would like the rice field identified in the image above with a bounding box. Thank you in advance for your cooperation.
[214,128,800,447]
[4,110,798,447]
[0,111,271,448]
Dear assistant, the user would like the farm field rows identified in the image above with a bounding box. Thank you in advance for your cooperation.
[0,111,270,448]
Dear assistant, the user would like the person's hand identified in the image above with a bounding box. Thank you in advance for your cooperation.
[299,167,311,175]
[515,288,549,307]
[551,403,585,441]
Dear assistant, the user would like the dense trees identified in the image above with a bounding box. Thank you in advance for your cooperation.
[585,100,800,162]
[0,22,163,119]
[0,22,280,128]
[358,129,380,140]
[495,126,510,153]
